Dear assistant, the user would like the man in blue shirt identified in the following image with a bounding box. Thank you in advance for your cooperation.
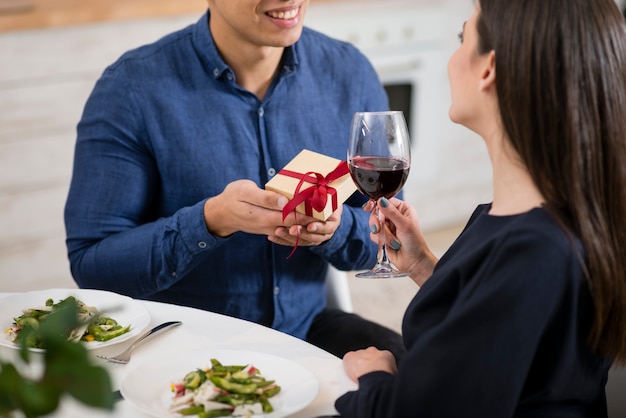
[64,0,405,360]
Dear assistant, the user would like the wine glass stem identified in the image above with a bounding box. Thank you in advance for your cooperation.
[375,203,390,265]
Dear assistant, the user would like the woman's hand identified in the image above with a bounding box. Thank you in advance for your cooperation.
[342,346,398,383]
[366,197,438,286]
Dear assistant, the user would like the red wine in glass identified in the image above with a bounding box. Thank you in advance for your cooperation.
[348,156,410,200]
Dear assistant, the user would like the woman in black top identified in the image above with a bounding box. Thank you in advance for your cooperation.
[335,0,626,417]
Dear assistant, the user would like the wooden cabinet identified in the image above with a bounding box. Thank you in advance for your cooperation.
[0,0,206,32]
[0,0,339,32]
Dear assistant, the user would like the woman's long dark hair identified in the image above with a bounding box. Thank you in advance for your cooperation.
[477,0,626,363]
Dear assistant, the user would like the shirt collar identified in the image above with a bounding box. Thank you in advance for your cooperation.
[192,10,299,81]
[281,41,298,75]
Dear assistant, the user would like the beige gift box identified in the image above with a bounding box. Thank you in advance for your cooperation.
[265,149,357,221]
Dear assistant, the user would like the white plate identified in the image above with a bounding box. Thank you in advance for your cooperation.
[0,288,151,353]
[121,349,320,417]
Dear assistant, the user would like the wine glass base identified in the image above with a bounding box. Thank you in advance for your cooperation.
[355,264,409,279]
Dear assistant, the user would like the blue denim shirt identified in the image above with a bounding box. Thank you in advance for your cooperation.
[64,11,388,339]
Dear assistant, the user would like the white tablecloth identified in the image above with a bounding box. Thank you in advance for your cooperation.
[0,294,355,417]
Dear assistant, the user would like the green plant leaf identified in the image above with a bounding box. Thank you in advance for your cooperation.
[0,361,60,418]
[16,380,60,418]
[0,362,21,413]
[43,340,114,410]
[1,297,114,416]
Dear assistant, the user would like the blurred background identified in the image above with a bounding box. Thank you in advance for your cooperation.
[0,1,624,415]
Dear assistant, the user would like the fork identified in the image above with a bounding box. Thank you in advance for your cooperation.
[97,320,182,364]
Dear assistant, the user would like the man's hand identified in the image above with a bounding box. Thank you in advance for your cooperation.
[203,179,342,247]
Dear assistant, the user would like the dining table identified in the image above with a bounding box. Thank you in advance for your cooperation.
[0,291,356,418]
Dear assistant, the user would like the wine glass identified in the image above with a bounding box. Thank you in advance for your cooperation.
[347,111,411,278]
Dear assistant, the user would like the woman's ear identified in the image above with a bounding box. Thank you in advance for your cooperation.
[478,50,496,91]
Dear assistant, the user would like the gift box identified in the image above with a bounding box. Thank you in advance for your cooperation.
[265,149,357,221]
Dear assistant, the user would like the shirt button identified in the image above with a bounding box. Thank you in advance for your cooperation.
[258,107,264,117]
[198,241,207,249]
[273,286,280,295]
[171,271,177,277]
[226,73,233,80]
[267,168,276,177]
[213,68,219,76]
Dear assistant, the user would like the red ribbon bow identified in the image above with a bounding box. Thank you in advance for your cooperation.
[278,161,350,257]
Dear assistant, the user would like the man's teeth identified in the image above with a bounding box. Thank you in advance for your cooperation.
[268,9,298,19]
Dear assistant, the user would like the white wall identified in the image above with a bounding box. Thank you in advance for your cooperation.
[0,15,199,291]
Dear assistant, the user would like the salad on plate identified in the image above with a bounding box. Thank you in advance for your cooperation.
[170,357,281,417]
[3,295,131,349]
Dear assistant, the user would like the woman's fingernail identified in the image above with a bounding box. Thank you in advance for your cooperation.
[380,197,389,208]
[370,224,378,233]
[390,240,401,251]
[362,202,369,209]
